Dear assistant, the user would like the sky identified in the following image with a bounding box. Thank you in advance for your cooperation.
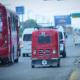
[0,0,80,27]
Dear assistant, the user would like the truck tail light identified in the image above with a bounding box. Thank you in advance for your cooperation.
[33,50,36,55]
[3,41,7,47]
[3,35,7,47]
[52,50,56,54]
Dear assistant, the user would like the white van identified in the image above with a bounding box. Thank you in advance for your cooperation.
[57,26,66,58]
[21,28,37,57]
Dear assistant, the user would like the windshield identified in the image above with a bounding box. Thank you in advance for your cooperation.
[23,34,32,41]
[38,35,51,44]
[0,14,2,32]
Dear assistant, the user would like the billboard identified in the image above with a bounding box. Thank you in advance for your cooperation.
[54,15,71,26]
[71,13,80,18]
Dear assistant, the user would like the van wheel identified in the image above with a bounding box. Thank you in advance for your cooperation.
[15,58,18,63]
[26,54,29,57]
[62,47,66,58]
[62,50,66,58]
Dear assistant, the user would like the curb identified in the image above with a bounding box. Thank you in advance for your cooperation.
[69,69,78,80]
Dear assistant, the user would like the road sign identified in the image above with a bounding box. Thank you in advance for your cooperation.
[16,6,24,14]
[71,13,80,18]
[54,15,71,26]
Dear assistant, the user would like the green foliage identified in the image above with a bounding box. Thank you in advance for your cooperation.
[23,19,39,28]
[19,19,40,37]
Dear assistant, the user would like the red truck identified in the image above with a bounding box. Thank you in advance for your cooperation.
[31,29,60,68]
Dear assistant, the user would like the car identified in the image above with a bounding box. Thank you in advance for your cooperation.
[57,26,66,58]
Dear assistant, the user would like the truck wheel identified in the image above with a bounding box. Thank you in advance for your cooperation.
[57,60,60,67]
[11,54,14,63]
[26,54,29,57]
[1,59,7,64]
[32,65,35,68]
[10,47,14,64]
[1,59,5,64]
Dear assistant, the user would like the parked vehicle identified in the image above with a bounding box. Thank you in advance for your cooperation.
[0,3,20,64]
[57,26,66,58]
[32,29,60,68]
[21,28,37,57]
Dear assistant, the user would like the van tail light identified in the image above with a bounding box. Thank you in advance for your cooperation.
[62,39,64,44]
[20,41,23,48]
[33,50,36,55]
[52,50,56,54]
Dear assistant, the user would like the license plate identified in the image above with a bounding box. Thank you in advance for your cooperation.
[42,60,47,65]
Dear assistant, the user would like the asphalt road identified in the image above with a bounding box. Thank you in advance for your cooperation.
[0,34,80,80]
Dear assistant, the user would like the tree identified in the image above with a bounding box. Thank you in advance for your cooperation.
[23,19,39,28]
[19,19,41,37]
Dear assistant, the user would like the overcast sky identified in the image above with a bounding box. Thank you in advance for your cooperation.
[0,0,80,27]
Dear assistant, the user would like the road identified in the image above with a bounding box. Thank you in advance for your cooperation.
[0,34,80,80]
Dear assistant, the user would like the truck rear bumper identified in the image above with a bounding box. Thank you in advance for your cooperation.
[32,58,60,66]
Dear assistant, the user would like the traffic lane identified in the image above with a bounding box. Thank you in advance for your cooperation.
[0,56,77,80]
[0,43,80,80]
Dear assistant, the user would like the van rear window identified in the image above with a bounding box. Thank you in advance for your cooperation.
[23,34,32,41]
[38,35,51,44]
[59,32,63,40]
